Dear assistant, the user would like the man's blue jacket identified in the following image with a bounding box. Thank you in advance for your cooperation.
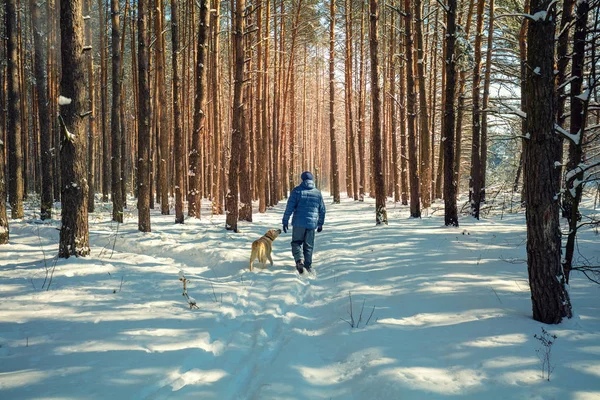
[282,179,326,230]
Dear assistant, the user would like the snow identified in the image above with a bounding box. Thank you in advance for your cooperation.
[64,128,76,142]
[575,88,591,102]
[515,109,527,119]
[58,95,72,106]
[1,195,599,399]
[530,11,548,21]
[555,123,581,145]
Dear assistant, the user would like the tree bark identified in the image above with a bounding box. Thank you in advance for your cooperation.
[172,0,185,224]
[99,0,109,202]
[85,0,96,213]
[239,0,252,222]
[399,14,408,206]
[59,0,90,257]
[0,129,8,244]
[357,0,367,201]
[33,0,53,220]
[329,0,341,203]
[6,0,24,219]
[414,0,431,208]
[518,0,530,203]
[345,0,357,200]
[388,12,399,203]
[404,0,421,218]
[225,0,245,232]
[154,0,169,215]
[369,0,387,224]
[524,0,571,323]
[110,0,123,222]
[480,0,494,203]
[469,0,485,219]
[555,0,575,194]
[443,0,459,227]
[189,0,209,219]
[563,0,589,284]
[211,2,224,215]
[137,0,152,232]
[257,0,267,213]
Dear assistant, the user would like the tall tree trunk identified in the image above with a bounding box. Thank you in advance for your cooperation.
[225,0,245,232]
[33,0,53,220]
[137,0,151,232]
[469,0,485,219]
[279,0,303,197]
[518,0,530,203]
[172,0,184,224]
[257,0,267,213]
[443,0,459,227]
[399,12,409,206]
[414,0,431,208]
[189,0,209,218]
[270,0,280,204]
[59,0,90,257]
[18,1,28,200]
[555,0,575,195]
[129,2,138,196]
[0,7,7,243]
[429,6,440,200]
[357,0,366,201]
[345,0,358,200]
[480,0,494,203]
[155,0,169,215]
[405,0,421,218]
[99,0,109,202]
[435,8,447,200]
[563,0,590,284]
[6,0,24,219]
[211,2,224,215]
[0,122,7,243]
[329,0,341,203]
[524,0,571,324]
[239,0,252,222]
[52,0,62,202]
[111,0,123,222]
[85,0,96,213]
[118,0,129,207]
[369,0,387,224]
[454,0,475,198]
[389,14,400,204]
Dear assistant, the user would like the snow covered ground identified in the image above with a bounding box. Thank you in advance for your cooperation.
[1,194,599,399]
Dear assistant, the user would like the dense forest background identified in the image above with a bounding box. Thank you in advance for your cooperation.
[1,0,599,324]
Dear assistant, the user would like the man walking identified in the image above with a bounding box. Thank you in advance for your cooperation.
[282,171,326,274]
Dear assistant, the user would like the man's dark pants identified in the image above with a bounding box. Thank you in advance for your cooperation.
[291,226,315,268]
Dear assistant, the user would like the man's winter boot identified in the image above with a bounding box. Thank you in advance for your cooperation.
[296,259,304,274]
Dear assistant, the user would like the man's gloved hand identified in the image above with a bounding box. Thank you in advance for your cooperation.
[283,223,288,233]
[317,225,323,233]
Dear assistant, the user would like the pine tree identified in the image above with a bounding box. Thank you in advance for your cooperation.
[58,0,90,257]
[369,0,387,225]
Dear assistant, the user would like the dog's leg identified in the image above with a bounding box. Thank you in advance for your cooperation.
[267,253,274,267]
[249,254,255,271]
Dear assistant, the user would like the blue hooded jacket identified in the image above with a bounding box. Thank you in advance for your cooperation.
[282,174,326,230]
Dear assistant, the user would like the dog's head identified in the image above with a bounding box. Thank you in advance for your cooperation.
[265,229,282,241]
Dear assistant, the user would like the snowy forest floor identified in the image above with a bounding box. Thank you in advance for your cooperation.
[1,193,599,399]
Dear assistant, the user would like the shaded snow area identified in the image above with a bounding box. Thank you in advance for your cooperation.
[1,195,599,399]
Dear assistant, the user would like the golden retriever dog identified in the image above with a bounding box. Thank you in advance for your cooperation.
[249,229,281,271]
